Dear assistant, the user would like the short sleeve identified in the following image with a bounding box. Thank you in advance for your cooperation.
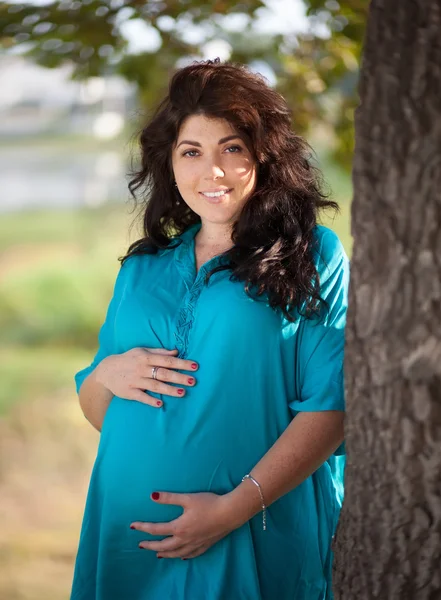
[74,261,128,395]
[289,227,350,417]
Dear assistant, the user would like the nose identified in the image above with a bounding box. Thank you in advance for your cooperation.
[204,160,225,181]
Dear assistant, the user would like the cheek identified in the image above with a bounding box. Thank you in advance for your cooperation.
[234,157,256,178]
[237,165,257,188]
[176,162,200,186]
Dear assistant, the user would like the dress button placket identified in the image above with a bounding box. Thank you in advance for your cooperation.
[173,224,228,359]
[174,264,208,359]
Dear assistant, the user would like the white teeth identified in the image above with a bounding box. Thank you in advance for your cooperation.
[201,189,230,198]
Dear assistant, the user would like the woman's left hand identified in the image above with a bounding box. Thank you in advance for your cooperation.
[130,491,240,559]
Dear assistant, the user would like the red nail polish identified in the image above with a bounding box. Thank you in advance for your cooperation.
[157,556,163,559]
[130,525,136,530]
[177,389,184,395]
[187,378,194,384]
[156,401,162,406]
[191,363,198,370]
[152,492,160,500]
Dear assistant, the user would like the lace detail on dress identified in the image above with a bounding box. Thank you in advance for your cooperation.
[174,274,206,358]
[172,222,231,358]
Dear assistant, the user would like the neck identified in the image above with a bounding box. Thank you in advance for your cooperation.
[195,222,234,250]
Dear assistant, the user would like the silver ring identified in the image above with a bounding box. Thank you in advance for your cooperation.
[151,366,160,380]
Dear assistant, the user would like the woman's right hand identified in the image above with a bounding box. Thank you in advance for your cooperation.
[95,347,198,408]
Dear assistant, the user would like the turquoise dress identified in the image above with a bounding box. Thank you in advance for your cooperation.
[71,222,349,600]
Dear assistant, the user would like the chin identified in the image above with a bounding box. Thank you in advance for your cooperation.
[201,213,238,225]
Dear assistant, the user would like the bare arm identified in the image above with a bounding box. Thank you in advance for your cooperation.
[224,410,345,527]
[78,360,115,433]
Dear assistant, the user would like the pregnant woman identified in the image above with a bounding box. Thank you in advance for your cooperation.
[71,58,349,600]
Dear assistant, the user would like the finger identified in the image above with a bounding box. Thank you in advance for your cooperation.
[145,354,199,373]
[181,545,209,559]
[141,377,187,398]
[131,521,177,536]
[129,390,164,408]
[144,348,178,355]
[151,491,189,506]
[158,544,207,560]
[158,546,198,559]
[142,367,197,388]
[139,537,185,552]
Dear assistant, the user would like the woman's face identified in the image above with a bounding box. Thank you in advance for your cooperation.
[171,114,257,228]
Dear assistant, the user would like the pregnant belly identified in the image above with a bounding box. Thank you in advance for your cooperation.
[95,396,251,536]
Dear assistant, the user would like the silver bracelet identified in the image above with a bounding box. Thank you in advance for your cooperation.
[242,474,267,531]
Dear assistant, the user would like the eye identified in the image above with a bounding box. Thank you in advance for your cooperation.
[182,149,199,157]
[182,145,243,158]
[225,145,242,153]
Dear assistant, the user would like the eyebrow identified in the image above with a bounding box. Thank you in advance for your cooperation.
[176,135,242,149]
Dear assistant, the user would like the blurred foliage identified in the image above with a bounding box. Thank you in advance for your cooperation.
[0,0,366,169]
[0,204,129,415]
[0,346,87,414]
[0,204,131,347]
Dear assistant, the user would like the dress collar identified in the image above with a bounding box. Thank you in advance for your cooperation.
[173,222,232,288]
[155,222,201,257]
[178,222,203,247]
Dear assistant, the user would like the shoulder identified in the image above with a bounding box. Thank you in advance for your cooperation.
[311,225,349,279]
[113,252,152,288]
[114,237,182,287]
[118,252,144,275]
[119,239,179,273]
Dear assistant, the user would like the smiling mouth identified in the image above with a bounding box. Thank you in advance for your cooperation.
[200,189,232,198]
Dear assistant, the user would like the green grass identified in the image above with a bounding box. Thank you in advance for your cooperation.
[0,203,135,349]
[0,202,137,252]
[0,203,134,414]
[0,346,90,416]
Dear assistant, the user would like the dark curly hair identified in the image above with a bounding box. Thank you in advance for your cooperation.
[122,58,339,323]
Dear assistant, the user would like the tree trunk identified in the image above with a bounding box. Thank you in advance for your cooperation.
[332,1,441,598]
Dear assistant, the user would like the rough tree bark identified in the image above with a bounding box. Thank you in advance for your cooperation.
[332,1,441,598]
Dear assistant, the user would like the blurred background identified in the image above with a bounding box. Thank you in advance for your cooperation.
[0,0,364,597]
